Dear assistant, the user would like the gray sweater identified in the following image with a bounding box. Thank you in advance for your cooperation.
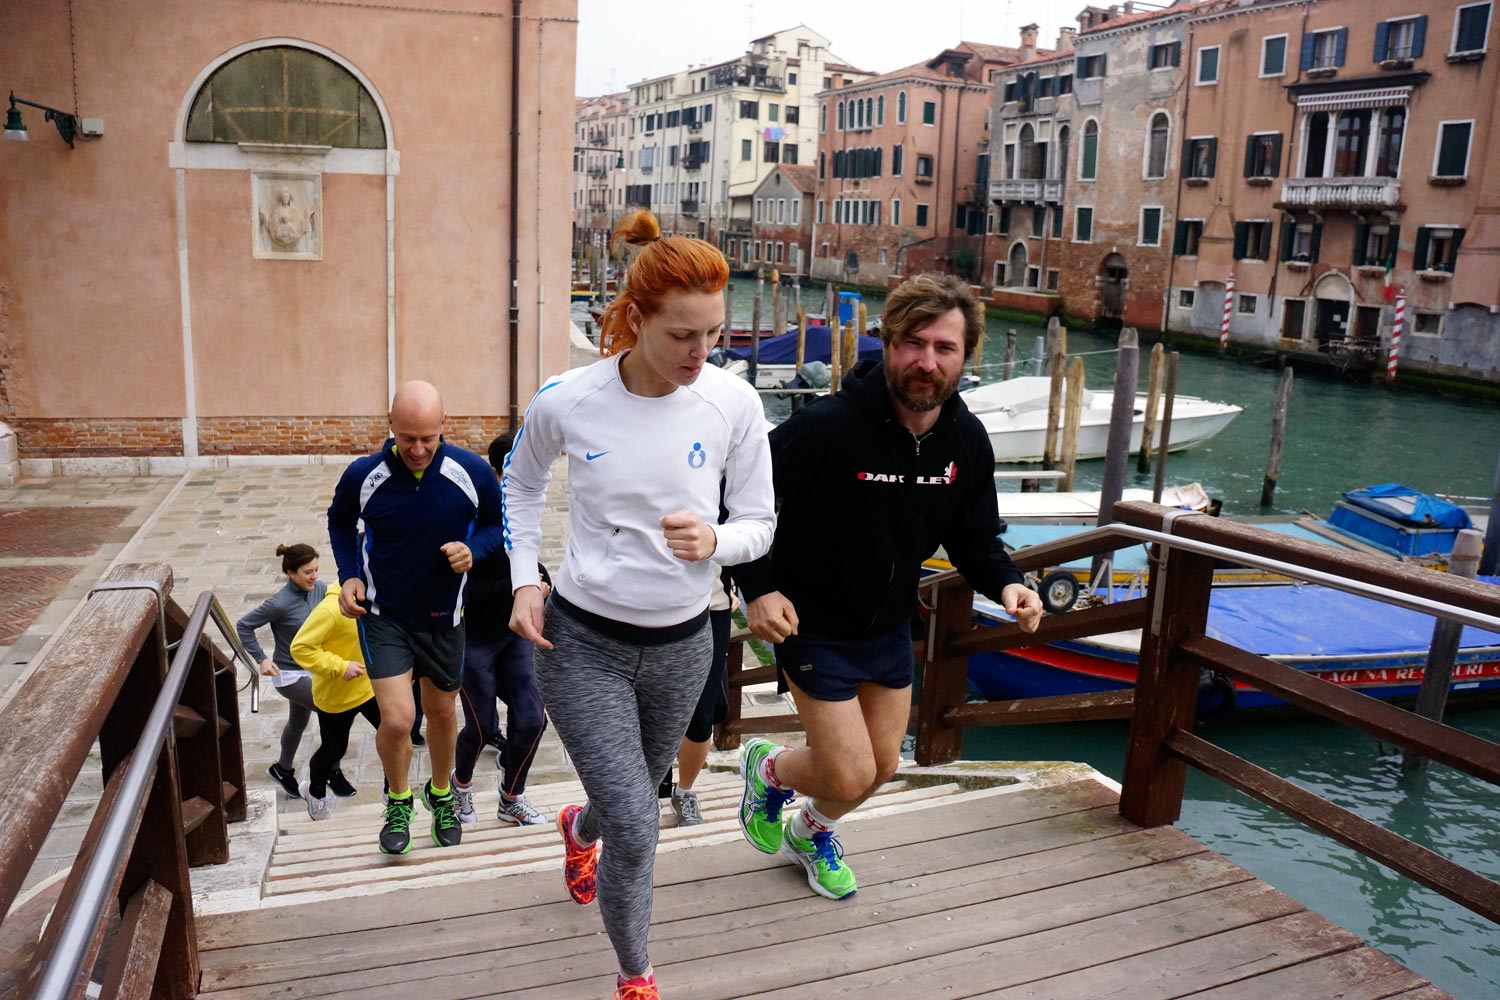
[236,579,329,676]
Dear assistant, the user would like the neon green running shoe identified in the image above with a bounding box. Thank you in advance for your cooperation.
[738,738,794,854]
[782,824,858,900]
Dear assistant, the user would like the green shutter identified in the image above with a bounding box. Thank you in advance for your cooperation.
[1233,222,1248,260]
[1206,138,1218,177]
[1388,225,1401,268]
[1182,139,1194,176]
[1448,228,1466,270]
[1310,224,1323,263]
[1353,224,1369,266]
[1174,221,1189,255]
[1270,134,1283,176]
[1413,227,1431,271]
[1243,135,1256,177]
[1280,219,1295,261]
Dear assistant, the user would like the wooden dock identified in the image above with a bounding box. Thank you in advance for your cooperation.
[193,772,1453,1000]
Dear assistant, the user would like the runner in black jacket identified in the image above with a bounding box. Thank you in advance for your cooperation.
[732,273,1043,900]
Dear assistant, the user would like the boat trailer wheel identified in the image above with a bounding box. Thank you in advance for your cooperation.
[1037,570,1081,614]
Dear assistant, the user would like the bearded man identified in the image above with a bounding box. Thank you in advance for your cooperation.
[730,273,1043,900]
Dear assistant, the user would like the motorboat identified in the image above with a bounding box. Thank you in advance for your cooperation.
[959,376,1241,463]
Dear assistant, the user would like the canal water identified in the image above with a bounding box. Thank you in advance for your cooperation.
[716,276,1500,997]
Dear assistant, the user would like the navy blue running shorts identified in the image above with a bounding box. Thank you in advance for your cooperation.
[774,627,914,702]
[358,612,465,692]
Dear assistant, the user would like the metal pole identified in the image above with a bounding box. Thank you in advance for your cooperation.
[1092,328,1139,585]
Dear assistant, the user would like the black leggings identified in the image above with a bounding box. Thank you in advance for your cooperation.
[455,631,547,793]
[684,609,733,743]
[309,699,381,797]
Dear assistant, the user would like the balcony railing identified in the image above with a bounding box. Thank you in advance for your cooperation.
[989,177,1064,204]
[1281,176,1400,210]
[682,156,701,170]
[680,199,700,215]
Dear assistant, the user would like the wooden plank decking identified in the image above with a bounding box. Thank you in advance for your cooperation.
[193,773,1453,999]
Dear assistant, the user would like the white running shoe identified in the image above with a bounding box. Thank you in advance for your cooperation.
[671,787,704,826]
[497,793,546,825]
[453,777,477,825]
[298,779,332,821]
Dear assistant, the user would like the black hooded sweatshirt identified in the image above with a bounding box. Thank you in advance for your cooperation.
[733,361,1024,639]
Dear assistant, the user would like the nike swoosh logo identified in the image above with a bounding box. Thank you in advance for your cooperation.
[585,451,609,461]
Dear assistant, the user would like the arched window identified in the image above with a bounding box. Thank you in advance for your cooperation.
[820,102,828,133]
[897,90,907,124]
[837,100,846,130]
[1146,112,1169,179]
[1081,120,1099,180]
[1017,124,1038,180]
[865,98,874,127]
[877,94,885,125]
[1008,242,1028,286]
[1056,124,1071,182]
[185,45,385,148]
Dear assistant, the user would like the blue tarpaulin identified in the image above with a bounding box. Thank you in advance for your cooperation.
[725,325,884,366]
[1341,484,1473,530]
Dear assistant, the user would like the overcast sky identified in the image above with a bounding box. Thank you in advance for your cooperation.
[575,0,1072,96]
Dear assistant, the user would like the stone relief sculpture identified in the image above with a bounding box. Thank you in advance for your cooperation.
[252,173,322,260]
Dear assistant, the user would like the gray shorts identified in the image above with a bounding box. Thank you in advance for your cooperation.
[357,613,465,692]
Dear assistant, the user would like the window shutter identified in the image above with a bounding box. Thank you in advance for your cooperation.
[1300,33,1316,70]
[1233,222,1248,260]
[1244,135,1256,177]
[1353,224,1369,265]
[1310,224,1323,262]
[1373,22,1389,61]
[1334,28,1348,66]
[1449,228,1466,268]
[1174,221,1189,255]
[876,147,883,176]
[1099,53,1108,76]
[1411,16,1427,58]
[1280,219,1295,261]
[1413,227,1430,271]
[1182,139,1193,176]
[1206,138,1218,176]
[1270,133,1283,176]
[1171,41,1182,66]
[1388,225,1401,268]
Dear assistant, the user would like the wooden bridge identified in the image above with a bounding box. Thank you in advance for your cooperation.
[4,503,1498,998]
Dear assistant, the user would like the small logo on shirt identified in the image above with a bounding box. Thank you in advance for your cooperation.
[856,462,958,486]
[687,442,707,469]
[585,451,610,461]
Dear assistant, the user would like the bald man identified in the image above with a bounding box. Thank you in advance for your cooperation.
[327,381,505,854]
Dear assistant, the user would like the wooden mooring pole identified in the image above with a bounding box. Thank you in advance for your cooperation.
[749,280,763,386]
[1152,352,1180,504]
[1404,528,1485,770]
[1003,329,1017,381]
[972,303,986,377]
[1043,320,1067,470]
[1260,367,1295,507]
[1138,342,1165,473]
[723,283,734,341]
[1058,356,1086,492]
[771,268,784,340]
[1479,452,1500,578]
[1092,328,1139,586]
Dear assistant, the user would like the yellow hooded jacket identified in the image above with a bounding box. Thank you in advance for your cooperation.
[290,583,375,714]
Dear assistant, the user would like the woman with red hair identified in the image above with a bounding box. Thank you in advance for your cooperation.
[503,211,775,999]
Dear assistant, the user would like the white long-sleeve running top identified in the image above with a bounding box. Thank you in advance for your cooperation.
[503,354,776,628]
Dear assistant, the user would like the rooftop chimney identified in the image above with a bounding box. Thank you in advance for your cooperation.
[1020,23,1039,61]
[1056,26,1077,52]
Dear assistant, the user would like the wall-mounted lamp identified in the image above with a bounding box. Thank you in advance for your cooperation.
[5,92,81,147]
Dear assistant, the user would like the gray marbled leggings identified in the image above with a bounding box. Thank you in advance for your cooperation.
[272,676,315,770]
[534,601,711,976]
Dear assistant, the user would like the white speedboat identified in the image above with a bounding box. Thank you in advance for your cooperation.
[962,376,1241,464]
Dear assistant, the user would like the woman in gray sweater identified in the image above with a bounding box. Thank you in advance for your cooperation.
[236,543,332,799]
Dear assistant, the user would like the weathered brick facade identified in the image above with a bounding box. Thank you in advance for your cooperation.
[12,416,514,460]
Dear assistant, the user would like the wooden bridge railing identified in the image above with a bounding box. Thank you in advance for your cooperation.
[0,564,252,1000]
[717,501,1500,925]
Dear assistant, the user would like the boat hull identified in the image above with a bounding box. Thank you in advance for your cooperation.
[981,404,1240,463]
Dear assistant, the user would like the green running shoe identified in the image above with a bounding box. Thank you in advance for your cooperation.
[378,796,415,855]
[738,738,794,854]
[423,780,463,847]
[782,824,857,900]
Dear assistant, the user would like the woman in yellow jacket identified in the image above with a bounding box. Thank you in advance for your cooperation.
[291,583,381,820]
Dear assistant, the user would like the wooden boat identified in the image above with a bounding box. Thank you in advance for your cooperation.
[964,578,1500,715]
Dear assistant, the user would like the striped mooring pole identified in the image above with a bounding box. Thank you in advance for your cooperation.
[1387,293,1406,383]
[1219,273,1235,353]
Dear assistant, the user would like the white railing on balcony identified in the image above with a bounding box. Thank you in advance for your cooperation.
[988,178,1063,204]
[1281,176,1400,209]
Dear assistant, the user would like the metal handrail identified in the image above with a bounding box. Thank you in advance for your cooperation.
[33,591,242,1000]
[1009,521,1500,634]
[209,599,263,713]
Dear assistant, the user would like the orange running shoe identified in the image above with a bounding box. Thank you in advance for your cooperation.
[557,804,599,905]
[615,973,659,999]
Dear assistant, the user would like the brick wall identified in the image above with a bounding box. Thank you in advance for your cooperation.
[13,416,515,459]
[12,418,183,458]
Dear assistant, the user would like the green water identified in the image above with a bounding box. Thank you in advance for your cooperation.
[726,277,1500,997]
